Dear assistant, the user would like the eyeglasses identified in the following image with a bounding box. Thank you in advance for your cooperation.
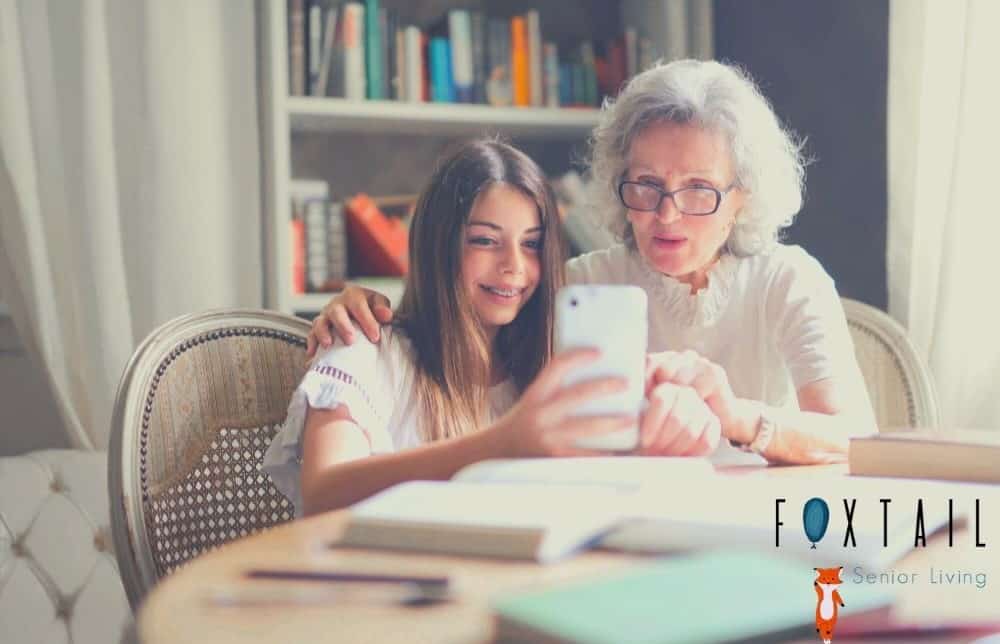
[617,181,737,216]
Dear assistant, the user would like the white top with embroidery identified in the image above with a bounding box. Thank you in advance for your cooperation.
[263,326,519,516]
[567,243,870,464]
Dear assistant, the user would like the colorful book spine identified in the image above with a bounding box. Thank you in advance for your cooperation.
[469,11,488,104]
[429,38,454,102]
[308,1,323,94]
[543,42,559,108]
[403,26,423,102]
[392,24,404,100]
[327,202,349,283]
[364,0,382,99]
[314,6,340,97]
[525,10,543,107]
[305,198,329,291]
[288,0,306,96]
[290,218,306,294]
[558,62,573,106]
[342,3,366,100]
[580,42,598,106]
[510,16,529,107]
[486,18,512,106]
[448,10,474,103]
[379,7,391,99]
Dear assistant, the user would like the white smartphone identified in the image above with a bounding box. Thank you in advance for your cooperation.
[554,285,648,451]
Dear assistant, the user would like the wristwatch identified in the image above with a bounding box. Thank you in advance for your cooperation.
[729,408,777,456]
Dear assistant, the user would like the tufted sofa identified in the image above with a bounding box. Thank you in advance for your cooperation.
[0,450,131,644]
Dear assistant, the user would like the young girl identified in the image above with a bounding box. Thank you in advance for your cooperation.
[264,140,717,516]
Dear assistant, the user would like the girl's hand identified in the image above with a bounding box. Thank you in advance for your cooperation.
[645,351,758,444]
[307,286,394,357]
[488,349,635,458]
[636,382,721,456]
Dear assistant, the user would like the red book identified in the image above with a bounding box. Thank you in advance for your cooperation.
[289,218,306,294]
[510,17,529,106]
[345,194,409,276]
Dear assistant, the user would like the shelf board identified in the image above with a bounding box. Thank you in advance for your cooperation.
[287,97,602,138]
[290,277,406,314]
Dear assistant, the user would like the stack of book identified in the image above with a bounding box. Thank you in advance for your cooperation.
[849,429,1000,483]
[290,179,410,293]
[290,179,349,294]
[287,0,658,107]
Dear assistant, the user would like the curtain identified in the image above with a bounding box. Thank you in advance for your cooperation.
[0,0,263,450]
[887,0,1000,427]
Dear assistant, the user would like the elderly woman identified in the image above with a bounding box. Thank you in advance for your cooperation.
[308,59,876,465]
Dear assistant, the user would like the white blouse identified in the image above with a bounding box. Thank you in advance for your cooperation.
[262,326,519,516]
[567,243,869,464]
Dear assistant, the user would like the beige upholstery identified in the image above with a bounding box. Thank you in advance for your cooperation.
[0,450,130,644]
[108,309,310,608]
[842,298,940,430]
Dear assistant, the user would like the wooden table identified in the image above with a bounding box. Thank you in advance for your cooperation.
[138,465,1000,643]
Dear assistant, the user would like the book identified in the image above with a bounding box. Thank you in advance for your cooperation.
[493,550,895,644]
[288,0,307,96]
[543,42,559,108]
[402,26,423,102]
[307,0,323,94]
[525,10,543,107]
[313,5,340,97]
[428,38,454,103]
[485,18,512,106]
[468,11,487,104]
[289,218,306,294]
[336,457,714,563]
[849,429,1000,484]
[341,3,366,100]
[510,16,529,106]
[448,10,474,103]
[363,0,382,99]
[344,193,408,276]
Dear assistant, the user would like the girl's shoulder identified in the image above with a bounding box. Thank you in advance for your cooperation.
[308,323,417,394]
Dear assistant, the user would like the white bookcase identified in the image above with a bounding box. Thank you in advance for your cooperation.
[257,0,709,317]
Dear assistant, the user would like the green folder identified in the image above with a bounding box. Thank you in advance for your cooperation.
[493,551,894,644]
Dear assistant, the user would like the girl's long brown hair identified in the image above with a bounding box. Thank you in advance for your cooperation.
[394,139,566,441]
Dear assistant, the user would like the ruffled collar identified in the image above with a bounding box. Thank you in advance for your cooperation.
[632,250,740,328]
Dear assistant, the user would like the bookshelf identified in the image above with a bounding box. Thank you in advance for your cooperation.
[258,1,710,318]
[287,97,601,137]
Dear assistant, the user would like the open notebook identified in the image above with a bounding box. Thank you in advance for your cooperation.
[335,457,713,563]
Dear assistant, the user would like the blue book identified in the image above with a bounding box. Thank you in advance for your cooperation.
[364,0,382,99]
[559,63,573,107]
[429,38,455,103]
[494,551,894,644]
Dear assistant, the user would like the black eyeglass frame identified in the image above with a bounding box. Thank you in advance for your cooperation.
[617,180,738,216]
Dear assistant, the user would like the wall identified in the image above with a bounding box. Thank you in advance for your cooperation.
[715,0,889,310]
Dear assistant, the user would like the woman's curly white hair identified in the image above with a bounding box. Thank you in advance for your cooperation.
[587,59,807,256]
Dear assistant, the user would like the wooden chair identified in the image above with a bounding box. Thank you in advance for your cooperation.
[108,309,309,608]
[842,298,940,429]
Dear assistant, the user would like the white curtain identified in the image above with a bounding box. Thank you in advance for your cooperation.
[0,0,263,450]
[888,0,1000,427]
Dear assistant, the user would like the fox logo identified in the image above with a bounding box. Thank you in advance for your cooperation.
[814,567,845,643]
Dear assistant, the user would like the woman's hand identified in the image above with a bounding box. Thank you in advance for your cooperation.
[487,349,636,458]
[636,382,721,456]
[645,351,760,445]
[307,286,394,358]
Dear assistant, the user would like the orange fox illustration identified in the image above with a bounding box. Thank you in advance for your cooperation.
[814,567,845,643]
